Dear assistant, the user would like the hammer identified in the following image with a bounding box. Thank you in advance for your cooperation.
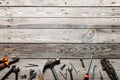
[42,58,60,80]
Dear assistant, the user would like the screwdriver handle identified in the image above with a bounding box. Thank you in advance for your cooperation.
[39,74,44,80]
[83,74,89,80]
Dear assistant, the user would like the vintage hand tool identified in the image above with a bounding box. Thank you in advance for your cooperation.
[38,70,44,80]
[0,55,19,71]
[92,65,97,80]
[68,67,73,80]
[1,65,20,80]
[69,62,78,73]
[59,71,66,80]
[101,57,118,80]
[99,70,104,80]
[83,53,94,80]
[80,58,85,68]
[60,64,66,70]
[0,55,8,63]
[29,69,37,80]
[25,63,38,67]
[43,58,60,80]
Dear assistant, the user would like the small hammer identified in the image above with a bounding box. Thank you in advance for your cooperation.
[42,58,60,80]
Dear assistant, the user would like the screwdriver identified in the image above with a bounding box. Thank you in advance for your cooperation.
[92,65,97,80]
[80,58,85,68]
[83,53,94,80]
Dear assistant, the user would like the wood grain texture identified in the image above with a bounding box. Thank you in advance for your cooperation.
[0,0,119,6]
[0,25,120,29]
[0,43,120,58]
[0,18,120,26]
[0,7,120,18]
[0,59,120,80]
[0,29,120,43]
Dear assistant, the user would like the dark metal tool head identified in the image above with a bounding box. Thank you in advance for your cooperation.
[29,69,37,80]
[42,58,60,73]
[1,65,20,80]
[9,57,20,65]
[101,57,119,80]
[11,65,20,73]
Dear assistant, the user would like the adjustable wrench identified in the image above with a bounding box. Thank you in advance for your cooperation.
[68,67,73,80]
[29,69,37,80]
[1,65,20,80]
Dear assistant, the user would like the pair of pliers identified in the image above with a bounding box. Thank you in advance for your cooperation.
[0,55,19,71]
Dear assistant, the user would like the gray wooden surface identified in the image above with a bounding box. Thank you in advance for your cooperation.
[0,29,120,43]
[0,0,120,80]
[0,0,120,6]
[1,18,120,27]
[1,7,120,18]
[0,43,120,58]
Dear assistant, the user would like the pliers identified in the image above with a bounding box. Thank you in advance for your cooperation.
[0,55,19,71]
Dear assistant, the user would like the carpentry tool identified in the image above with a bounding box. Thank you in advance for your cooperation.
[68,67,73,80]
[69,62,78,73]
[42,58,60,80]
[25,63,38,67]
[0,56,19,71]
[80,58,85,68]
[1,65,20,80]
[29,69,37,80]
[99,70,104,80]
[38,70,44,80]
[60,64,66,70]
[92,65,97,80]
[0,55,8,63]
[59,71,66,80]
[101,57,118,80]
[83,53,94,80]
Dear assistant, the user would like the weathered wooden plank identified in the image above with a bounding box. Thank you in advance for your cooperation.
[0,29,120,43]
[0,25,120,29]
[0,0,120,6]
[0,7,120,18]
[0,43,120,58]
[0,18,120,26]
[0,59,120,80]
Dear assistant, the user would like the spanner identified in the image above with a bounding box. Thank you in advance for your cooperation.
[1,65,20,80]
[29,69,37,80]
[68,67,73,80]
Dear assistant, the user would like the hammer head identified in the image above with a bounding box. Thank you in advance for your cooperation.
[42,58,60,73]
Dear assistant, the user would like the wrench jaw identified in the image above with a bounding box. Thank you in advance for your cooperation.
[1,65,20,80]
[14,67,20,80]
[68,67,73,80]
[29,69,37,80]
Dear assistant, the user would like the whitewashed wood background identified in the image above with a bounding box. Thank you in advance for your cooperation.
[0,0,120,80]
